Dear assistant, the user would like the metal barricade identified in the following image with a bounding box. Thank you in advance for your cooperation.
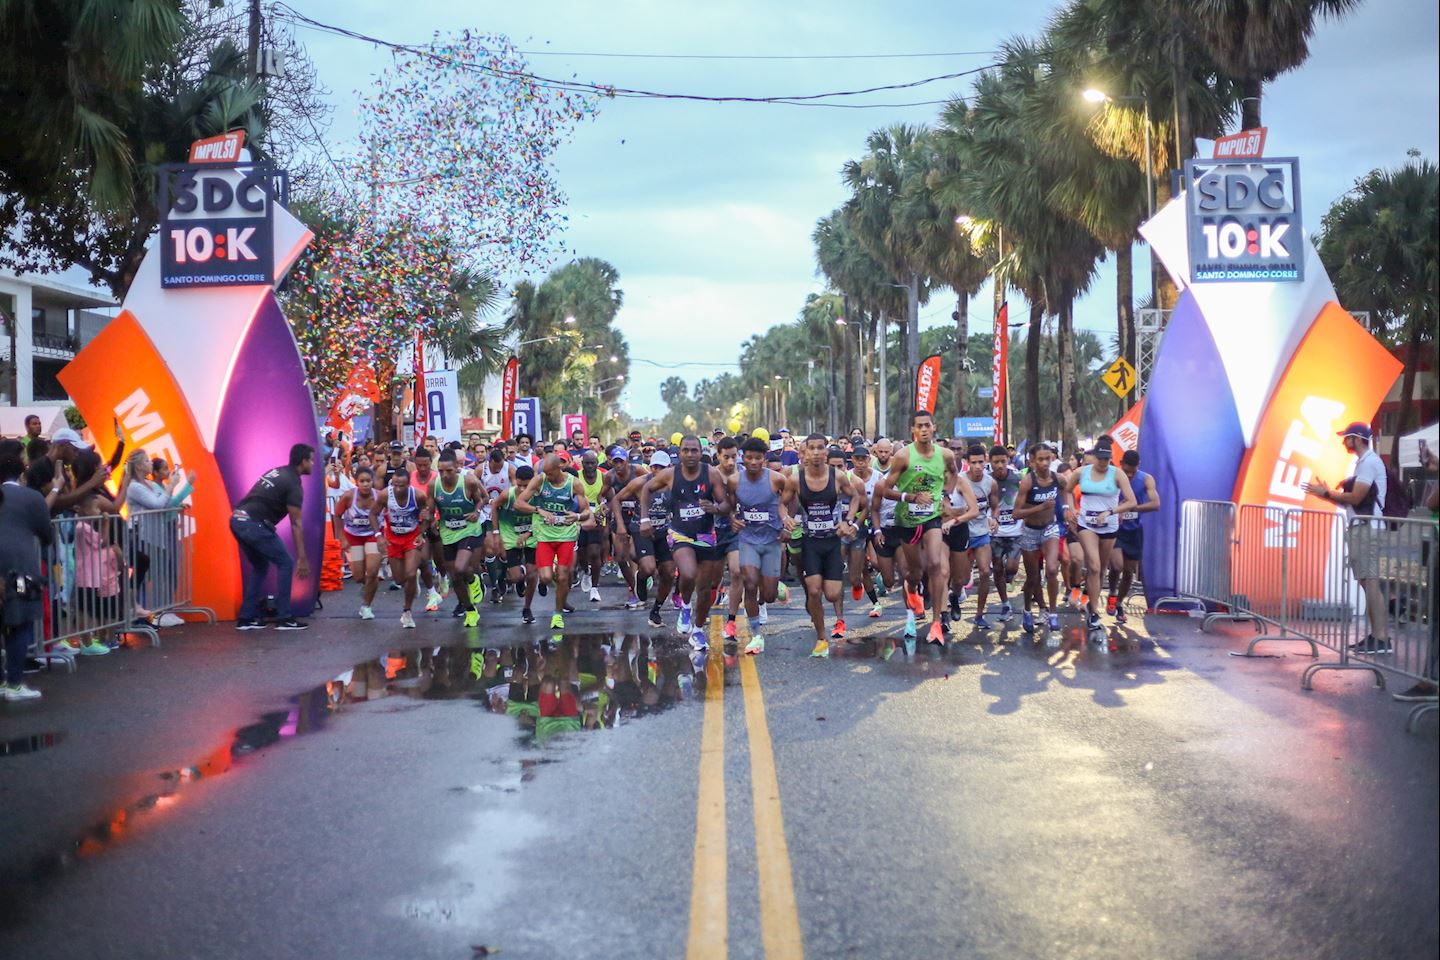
[1304,516,1439,732]
[126,507,216,625]
[1153,499,1238,617]
[45,512,159,653]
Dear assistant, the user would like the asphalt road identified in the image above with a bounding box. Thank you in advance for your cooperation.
[1,573,1435,960]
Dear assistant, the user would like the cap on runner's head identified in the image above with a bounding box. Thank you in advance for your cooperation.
[827,445,845,459]
[650,450,672,468]
[389,440,403,452]
[628,452,643,464]
[628,430,642,440]
[1094,437,1114,459]
[50,427,92,449]
[608,446,627,460]
[852,445,870,458]
[1337,421,1372,441]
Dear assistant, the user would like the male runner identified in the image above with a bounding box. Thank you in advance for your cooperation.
[432,448,487,627]
[575,450,608,603]
[1109,449,1159,623]
[514,453,592,630]
[510,434,535,471]
[789,433,864,658]
[875,411,969,649]
[1014,444,1064,635]
[333,465,382,619]
[868,438,904,602]
[411,446,444,612]
[478,447,515,605]
[613,451,677,628]
[371,469,431,628]
[640,436,732,651]
[710,438,750,637]
[494,465,540,623]
[988,444,1023,621]
[727,437,794,654]
[952,444,1000,630]
[844,445,883,618]
[602,447,643,608]
[1063,437,1137,636]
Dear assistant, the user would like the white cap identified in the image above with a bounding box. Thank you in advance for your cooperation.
[650,451,672,468]
[51,427,92,449]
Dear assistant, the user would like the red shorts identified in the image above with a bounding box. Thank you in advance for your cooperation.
[534,540,576,569]
[386,529,422,560]
[344,531,377,548]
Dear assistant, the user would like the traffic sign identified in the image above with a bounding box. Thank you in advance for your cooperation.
[954,416,995,437]
[1100,357,1136,398]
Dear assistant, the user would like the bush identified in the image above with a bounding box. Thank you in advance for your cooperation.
[64,405,85,430]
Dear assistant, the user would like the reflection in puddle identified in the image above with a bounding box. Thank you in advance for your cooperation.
[0,631,707,930]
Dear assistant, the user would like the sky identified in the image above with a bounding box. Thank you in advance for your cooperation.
[284,0,1439,418]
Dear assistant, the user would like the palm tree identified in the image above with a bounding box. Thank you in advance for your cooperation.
[1185,0,1362,131]
[1318,155,1439,438]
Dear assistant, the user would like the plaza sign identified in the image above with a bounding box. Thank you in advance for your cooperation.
[1184,157,1303,283]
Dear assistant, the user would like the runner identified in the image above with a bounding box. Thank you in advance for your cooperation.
[1062,437,1137,638]
[950,444,999,630]
[1109,449,1158,624]
[868,438,903,604]
[710,438,749,638]
[514,453,592,630]
[844,445,882,618]
[601,447,642,607]
[575,451,608,604]
[371,468,431,629]
[478,447,515,605]
[613,451,677,628]
[411,447,445,613]
[431,448,487,627]
[494,465,540,624]
[790,433,865,658]
[726,437,794,655]
[333,465,382,619]
[510,434,535,472]
[1014,444,1064,636]
[640,436,732,651]
[987,444,1023,622]
[874,411,967,649]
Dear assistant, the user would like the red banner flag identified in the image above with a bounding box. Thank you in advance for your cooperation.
[915,354,942,415]
[1106,398,1144,453]
[413,332,427,446]
[500,356,519,440]
[992,303,1008,443]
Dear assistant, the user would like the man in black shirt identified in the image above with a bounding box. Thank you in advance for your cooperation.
[230,444,314,630]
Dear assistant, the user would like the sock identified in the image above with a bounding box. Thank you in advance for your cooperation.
[866,584,878,604]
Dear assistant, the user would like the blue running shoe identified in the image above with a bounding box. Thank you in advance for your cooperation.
[1022,610,1035,634]
[974,614,992,630]
[903,610,917,638]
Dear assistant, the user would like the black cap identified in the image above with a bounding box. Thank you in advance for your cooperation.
[388,440,403,452]
[851,445,870,457]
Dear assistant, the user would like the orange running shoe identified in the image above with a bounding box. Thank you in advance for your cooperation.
[905,589,924,615]
[830,618,847,640]
[927,621,945,646]
[723,620,737,640]
[851,584,862,601]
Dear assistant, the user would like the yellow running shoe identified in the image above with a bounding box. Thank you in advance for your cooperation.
[810,639,830,659]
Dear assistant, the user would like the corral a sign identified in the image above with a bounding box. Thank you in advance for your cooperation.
[1184,157,1303,283]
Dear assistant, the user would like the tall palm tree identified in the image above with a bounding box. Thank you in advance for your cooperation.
[1318,155,1439,437]
[1185,0,1362,130]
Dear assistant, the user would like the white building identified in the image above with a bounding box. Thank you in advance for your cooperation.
[0,270,118,405]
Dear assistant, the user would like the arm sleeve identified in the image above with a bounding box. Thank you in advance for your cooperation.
[126,482,171,511]
[168,482,194,507]
[287,474,305,510]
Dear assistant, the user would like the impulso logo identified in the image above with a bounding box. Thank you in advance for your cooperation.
[1184,157,1303,284]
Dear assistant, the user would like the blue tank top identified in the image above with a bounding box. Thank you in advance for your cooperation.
[736,469,782,544]
[1121,469,1149,531]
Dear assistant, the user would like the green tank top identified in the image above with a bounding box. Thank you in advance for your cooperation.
[497,488,532,551]
[432,476,479,545]
[579,471,605,527]
[895,444,945,525]
[533,475,579,542]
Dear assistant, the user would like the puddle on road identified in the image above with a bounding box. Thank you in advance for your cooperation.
[0,631,713,930]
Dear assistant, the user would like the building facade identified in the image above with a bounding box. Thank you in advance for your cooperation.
[0,271,118,405]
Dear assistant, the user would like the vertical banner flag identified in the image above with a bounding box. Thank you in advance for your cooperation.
[500,355,519,440]
[413,332,427,446]
[422,370,462,445]
[562,413,588,444]
[1106,399,1144,453]
[915,354,942,415]
[992,303,1008,443]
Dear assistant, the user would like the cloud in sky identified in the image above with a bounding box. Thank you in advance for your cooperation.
[289,0,1437,419]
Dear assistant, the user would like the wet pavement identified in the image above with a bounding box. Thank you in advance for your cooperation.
[0,577,1435,960]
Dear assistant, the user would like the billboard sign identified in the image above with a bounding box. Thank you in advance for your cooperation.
[954,416,994,437]
[158,162,286,288]
[1185,157,1303,283]
[511,397,541,440]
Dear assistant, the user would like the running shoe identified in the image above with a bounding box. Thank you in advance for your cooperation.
[851,584,863,601]
[1349,635,1393,655]
[879,640,895,661]
[522,608,536,625]
[580,571,592,592]
[463,610,480,628]
[776,582,789,603]
[715,586,727,607]
[949,593,963,620]
[1088,611,1102,631]
[563,604,576,614]
[997,602,1014,622]
[831,618,847,640]
[810,639,830,658]
[903,610,917,638]
[1047,612,1060,632]
[973,614,992,630]
[1106,595,1117,615]
[235,619,266,631]
[79,640,111,656]
[869,601,883,618]
[358,605,374,621]
[1022,610,1035,634]
[425,588,442,612]
[905,588,924,615]
[903,636,916,657]
[1,683,42,701]
[648,607,664,629]
[690,630,709,652]
[550,613,565,630]
[1115,608,1128,625]
[589,587,602,603]
[927,622,945,647]
[672,592,683,610]
[625,593,642,610]
[275,619,308,631]
[873,572,887,597]
[468,576,485,608]
[400,611,416,629]
[538,581,548,597]
[453,605,466,619]
[756,603,769,625]
[677,604,692,636]
[723,620,738,640]
[745,633,765,656]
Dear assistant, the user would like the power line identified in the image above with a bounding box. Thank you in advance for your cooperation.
[271,4,995,107]
[516,49,997,61]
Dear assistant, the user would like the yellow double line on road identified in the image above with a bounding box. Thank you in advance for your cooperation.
[687,617,804,960]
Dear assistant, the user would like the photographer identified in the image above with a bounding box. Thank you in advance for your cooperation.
[1,439,54,701]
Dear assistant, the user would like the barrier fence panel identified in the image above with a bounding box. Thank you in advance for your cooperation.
[45,512,159,654]
[1154,499,1236,616]
[127,507,217,625]
[1304,516,1439,731]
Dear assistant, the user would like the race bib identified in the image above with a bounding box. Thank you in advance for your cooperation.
[444,517,468,529]
[1120,511,1138,521]
[544,512,569,525]
[1084,510,1106,525]
[806,518,836,533]
[742,509,770,523]
[513,521,531,535]
[678,505,704,521]
[998,509,1014,525]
